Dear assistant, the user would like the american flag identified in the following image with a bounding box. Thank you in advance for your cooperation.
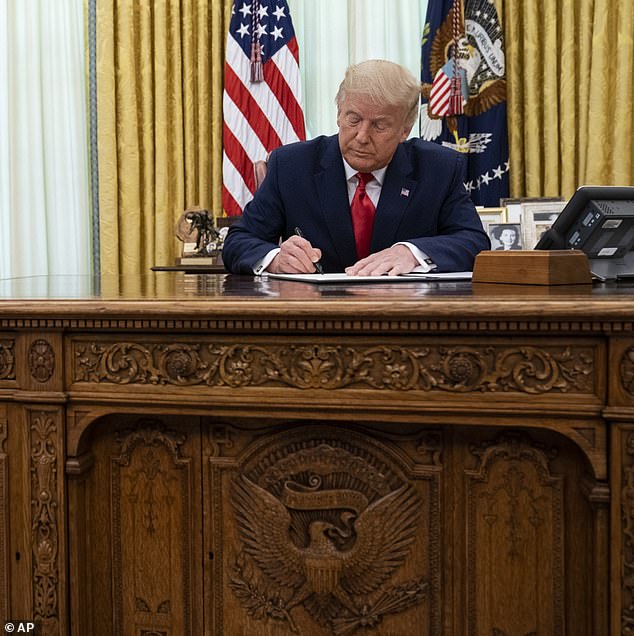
[222,0,306,216]
[429,63,466,117]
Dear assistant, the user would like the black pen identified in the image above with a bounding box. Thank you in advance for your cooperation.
[294,226,324,274]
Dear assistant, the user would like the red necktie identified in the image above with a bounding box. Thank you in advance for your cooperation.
[350,172,376,259]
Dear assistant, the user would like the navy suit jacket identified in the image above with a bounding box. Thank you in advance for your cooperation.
[222,135,490,273]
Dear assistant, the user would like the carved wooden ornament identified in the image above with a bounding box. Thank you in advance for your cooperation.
[29,339,55,383]
[31,411,59,632]
[621,347,634,396]
[229,437,427,634]
[0,340,15,380]
[73,340,595,394]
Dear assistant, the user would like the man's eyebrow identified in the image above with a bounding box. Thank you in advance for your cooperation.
[344,110,393,124]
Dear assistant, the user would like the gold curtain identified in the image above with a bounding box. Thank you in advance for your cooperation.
[503,1,634,198]
[95,0,233,275]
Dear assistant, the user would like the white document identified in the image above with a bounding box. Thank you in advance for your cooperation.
[265,272,472,284]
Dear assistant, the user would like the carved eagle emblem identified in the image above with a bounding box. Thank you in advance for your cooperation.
[231,473,421,619]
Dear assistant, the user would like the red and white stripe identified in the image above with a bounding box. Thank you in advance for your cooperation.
[222,28,306,216]
[429,69,451,117]
[429,68,465,118]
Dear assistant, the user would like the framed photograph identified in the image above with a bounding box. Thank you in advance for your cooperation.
[501,196,565,224]
[519,200,567,249]
[477,206,507,225]
[488,222,523,251]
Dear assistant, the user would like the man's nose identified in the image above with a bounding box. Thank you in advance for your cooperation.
[355,121,372,142]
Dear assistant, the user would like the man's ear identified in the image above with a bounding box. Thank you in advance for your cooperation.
[400,125,413,142]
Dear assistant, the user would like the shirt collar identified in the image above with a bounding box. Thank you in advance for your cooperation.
[342,158,387,186]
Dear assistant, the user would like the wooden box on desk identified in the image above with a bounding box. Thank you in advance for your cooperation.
[472,250,592,285]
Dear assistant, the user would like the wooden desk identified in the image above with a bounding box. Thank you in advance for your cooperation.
[1,273,633,635]
[151,263,227,274]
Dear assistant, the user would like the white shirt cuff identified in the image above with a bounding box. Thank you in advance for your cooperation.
[253,248,281,274]
[396,242,436,272]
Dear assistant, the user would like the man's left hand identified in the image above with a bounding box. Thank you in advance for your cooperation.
[345,244,418,276]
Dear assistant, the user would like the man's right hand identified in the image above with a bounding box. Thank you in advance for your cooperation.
[267,235,322,273]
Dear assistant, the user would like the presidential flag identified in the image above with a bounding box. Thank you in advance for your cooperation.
[421,0,509,206]
[223,0,306,216]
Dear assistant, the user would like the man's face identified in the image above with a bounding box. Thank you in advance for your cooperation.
[337,93,411,172]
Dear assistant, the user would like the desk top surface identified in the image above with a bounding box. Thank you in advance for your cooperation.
[1,273,634,321]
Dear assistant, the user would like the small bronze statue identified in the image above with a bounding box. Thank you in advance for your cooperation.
[186,210,217,254]
[175,208,227,258]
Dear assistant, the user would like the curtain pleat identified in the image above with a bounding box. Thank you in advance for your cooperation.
[95,0,232,276]
[504,0,634,198]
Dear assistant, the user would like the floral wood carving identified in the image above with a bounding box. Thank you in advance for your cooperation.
[114,424,187,468]
[0,340,15,380]
[73,341,595,394]
[621,347,634,397]
[29,339,55,383]
[30,411,59,632]
[230,437,427,634]
[135,597,170,614]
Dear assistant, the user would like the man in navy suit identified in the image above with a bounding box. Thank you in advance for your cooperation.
[222,59,490,275]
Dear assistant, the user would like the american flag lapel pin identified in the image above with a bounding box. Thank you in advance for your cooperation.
[400,187,410,197]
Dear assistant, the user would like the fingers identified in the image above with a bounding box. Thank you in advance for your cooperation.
[345,245,417,276]
[347,259,396,276]
[269,236,322,273]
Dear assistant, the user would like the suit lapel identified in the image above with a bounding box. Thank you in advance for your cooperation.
[371,144,417,252]
[315,137,357,266]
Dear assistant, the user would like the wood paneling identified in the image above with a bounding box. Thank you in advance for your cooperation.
[76,415,203,636]
[64,416,598,636]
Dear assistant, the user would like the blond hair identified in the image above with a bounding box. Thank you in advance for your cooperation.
[335,59,421,128]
